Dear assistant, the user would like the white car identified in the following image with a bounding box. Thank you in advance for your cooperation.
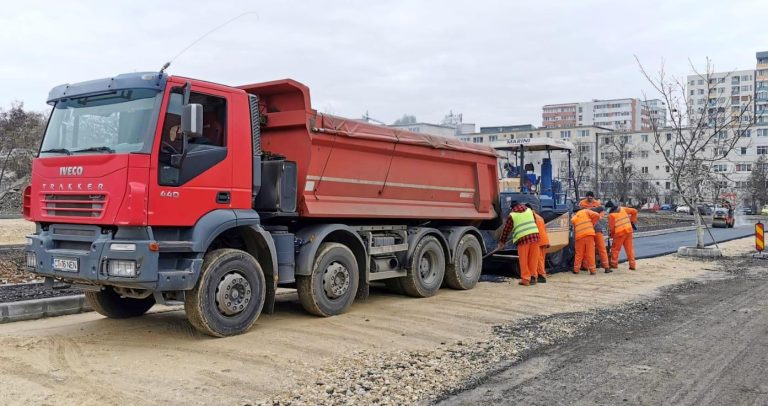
[676,205,691,214]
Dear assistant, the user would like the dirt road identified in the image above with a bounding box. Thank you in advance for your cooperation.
[441,255,768,405]
[0,239,752,405]
[0,218,34,245]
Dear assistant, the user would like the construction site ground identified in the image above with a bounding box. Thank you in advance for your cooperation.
[0,236,754,405]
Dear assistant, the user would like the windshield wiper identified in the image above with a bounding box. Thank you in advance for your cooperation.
[72,146,115,154]
[40,148,72,155]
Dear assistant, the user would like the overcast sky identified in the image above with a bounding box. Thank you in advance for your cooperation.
[1,0,765,128]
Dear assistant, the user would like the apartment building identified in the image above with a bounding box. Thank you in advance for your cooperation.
[756,51,768,125]
[542,98,667,132]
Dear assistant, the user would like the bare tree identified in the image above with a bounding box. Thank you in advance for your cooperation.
[632,173,660,205]
[392,114,417,125]
[0,102,46,192]
[599,129,640,203]
[747,155,768,211]
[571,141,593,200]
[637,57,755,249]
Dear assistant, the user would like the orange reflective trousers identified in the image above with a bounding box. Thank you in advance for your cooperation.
[518,242,540,282]
[581,232,609,269]
[537,246,547,277]
[574,236,596,273]
[610,233,636,269]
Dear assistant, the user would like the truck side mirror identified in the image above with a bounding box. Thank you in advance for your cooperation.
[182,103,203,137]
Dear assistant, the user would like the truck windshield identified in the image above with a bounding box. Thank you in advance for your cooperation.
[40,88,162,156]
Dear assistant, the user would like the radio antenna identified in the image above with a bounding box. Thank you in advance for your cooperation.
[160,11,258,74]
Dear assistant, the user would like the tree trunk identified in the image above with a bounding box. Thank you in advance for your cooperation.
[694,211,705,249]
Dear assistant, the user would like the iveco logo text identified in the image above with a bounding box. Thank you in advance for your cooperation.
[43,183,104,191]
[160,191,180,198]
[59,166,84,176]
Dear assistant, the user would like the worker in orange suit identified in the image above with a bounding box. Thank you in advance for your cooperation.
[571,207,602,275]
[607,201,639,270]
[578,191,610,272]
[526,203,549,283]
[497,200,540,286]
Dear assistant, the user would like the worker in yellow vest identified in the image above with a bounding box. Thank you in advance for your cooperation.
[497,200,540,286]
[571,207,602,274]
[607,202,639,270]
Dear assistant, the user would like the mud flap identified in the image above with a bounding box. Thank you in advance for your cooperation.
[356,281,369,301]
[264,277,277,314]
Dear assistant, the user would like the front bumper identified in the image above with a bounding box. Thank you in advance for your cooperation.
[26,224,202,291]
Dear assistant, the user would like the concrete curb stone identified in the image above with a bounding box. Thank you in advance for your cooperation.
[0,294,92,323]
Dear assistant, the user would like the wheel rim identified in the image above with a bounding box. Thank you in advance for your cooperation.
[215,272,252,316]
[458,244,479,276]
[419,248,439,284]
[323,261,350,299]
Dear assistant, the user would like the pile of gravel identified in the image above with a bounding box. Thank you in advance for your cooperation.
[0,250,37,284]
[0,190,22,215]
[0,281,81,303]
[254,304,652,406]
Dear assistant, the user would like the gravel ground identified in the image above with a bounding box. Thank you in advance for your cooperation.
[0,281,82,303]
[0,190,21,215]
[259,254,745,406]
[441,254,768,405]
[0,250,37,284]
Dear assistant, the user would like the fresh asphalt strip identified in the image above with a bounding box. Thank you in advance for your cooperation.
[0,225,755,324]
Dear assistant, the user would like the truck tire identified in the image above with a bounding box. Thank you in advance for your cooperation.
[297,243,359,317]
[185,248,266,337]
[445,234,482,290]
[401,235,446,297]
[85,287,155,319]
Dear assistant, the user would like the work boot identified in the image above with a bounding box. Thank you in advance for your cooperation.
[604,268,613,273]
[629,266,637,271]
[537,275,547,283]
[530,277,537,285]
[589,270,596,275]
[519,280,530,286]
[572,270,580,274]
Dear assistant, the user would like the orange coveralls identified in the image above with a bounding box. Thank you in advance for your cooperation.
[571,209,601,274]
[578,198,609,269]
[534,212,550,278]
[608,207,638,269]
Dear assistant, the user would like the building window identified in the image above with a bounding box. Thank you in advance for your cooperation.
[641,134,649,142]
[655,165,660,170]
[736,163,752,172]
[579,144,591,153]
[741,147,748,155]
[665,182,671,190]
[757,129,768,137]
[712,163,728,173]
[665,166,670,173]
[641,166,648,174]
[578,129,589,137]
[489,135,498,142]
[560,130,571,139]
[758,146,768,155]
[472,136,483,143]
[665,133,672,141]
[641,151,649,158]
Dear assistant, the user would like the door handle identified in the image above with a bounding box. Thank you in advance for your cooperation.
[216,191,231,204]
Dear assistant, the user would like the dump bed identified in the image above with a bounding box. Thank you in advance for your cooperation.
[239,79,499,220]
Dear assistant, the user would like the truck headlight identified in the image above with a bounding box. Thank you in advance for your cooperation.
[110,243,136,252]
[107,260,138,277]
[26,252,37,268]
[26,237,33,246]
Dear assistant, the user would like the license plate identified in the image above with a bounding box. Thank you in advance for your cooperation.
[53,257,79,272]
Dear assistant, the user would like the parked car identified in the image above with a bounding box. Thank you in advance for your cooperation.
[697,205,713,216]
[736,207,752,215]
[712,208,735,228]
[676,205,691,214]
[639,203,660,212]
[762,205,768,216]
[660,204,676,211]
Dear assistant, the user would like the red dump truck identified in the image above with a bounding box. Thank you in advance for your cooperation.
[23,73,501,336]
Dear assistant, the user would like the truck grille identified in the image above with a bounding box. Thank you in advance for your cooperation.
[42,193,106,218]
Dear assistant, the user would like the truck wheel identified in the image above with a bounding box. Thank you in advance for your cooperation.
[401,235,445,297]
[85,287,155,319]
[297,243,359,317]
[445,234,482,290]
[185,249,266,337]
